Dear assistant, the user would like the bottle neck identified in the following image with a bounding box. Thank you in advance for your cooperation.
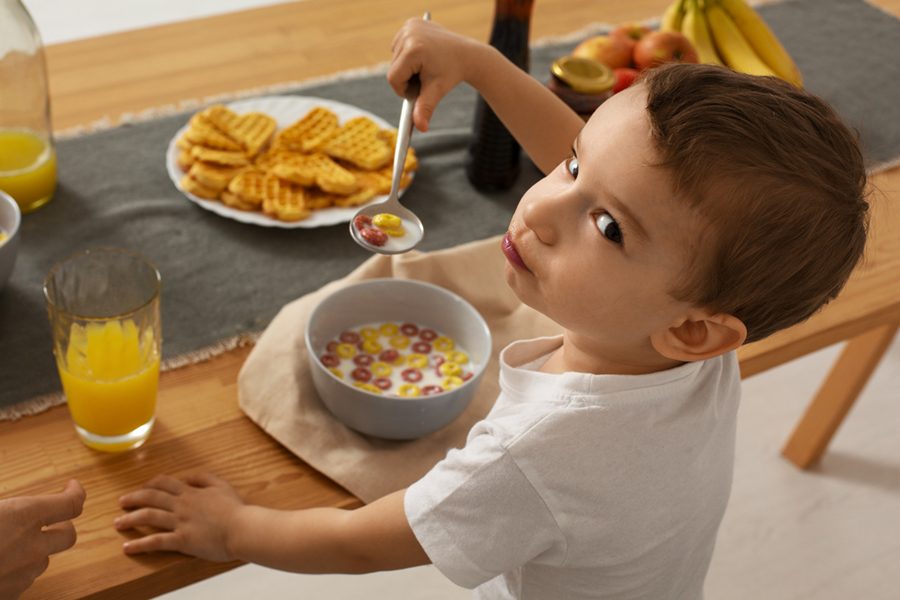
[495,0,535,20]
[0,0,43,53]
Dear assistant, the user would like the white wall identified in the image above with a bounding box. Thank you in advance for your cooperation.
[20,0,293,45]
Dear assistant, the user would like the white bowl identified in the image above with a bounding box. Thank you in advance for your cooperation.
[305,279,492,440]
[0,191,21,291]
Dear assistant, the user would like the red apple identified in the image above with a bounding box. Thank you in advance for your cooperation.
[611,22,652,44]
[572,34,633,70]
[610,23,652,61]
[633,31,699,70]
[612,67,640,93]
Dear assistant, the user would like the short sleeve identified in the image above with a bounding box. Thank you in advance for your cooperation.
[404,430,563,589]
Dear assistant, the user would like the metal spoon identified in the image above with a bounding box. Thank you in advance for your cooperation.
[350,12,429,255]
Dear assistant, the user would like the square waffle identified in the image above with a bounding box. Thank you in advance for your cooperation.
[226,168,268,208]
[261,174,310,221]
[273,106,340,153]
[190,146,250,167]
[269,152,359,195]
[320,116,392,170]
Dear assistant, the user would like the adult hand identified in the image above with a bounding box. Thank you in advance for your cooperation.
[0,479,85,599]
[115,473,245,562]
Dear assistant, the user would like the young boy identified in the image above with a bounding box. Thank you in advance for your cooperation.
[114,19,868,598]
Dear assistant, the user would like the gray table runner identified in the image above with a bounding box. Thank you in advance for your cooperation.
[2,0,899,414]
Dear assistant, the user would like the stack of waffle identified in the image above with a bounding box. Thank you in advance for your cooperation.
[177,104,417,222]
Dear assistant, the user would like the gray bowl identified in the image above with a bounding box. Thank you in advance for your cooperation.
[305,279,492,440]
[0,191,21,291]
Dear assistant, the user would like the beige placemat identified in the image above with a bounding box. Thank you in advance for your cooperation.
[237,235,561,503]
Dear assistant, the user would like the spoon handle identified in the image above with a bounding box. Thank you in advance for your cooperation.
[391,85,417,198]
[389,11,430,199]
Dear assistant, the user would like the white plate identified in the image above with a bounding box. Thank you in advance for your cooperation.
[165,95,408,229]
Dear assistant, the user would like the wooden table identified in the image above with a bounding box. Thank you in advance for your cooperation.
[2,0,898,597]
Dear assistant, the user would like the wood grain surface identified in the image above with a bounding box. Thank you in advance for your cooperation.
[2,0,898,597]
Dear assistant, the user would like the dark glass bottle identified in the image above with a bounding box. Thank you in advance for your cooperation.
[465,0,535,191]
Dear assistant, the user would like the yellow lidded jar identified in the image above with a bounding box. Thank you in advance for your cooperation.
[547,56,616,119]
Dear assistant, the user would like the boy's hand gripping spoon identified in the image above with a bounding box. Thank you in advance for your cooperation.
[350,12,429,255]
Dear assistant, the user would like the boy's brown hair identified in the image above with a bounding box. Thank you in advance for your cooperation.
[643,64,869,343]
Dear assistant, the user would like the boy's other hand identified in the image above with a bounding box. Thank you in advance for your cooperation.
[115,473,243,562]
[388,18,483,132]
[0,479,85,599]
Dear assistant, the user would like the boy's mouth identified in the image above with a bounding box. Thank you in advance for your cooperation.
[501,233,531,273]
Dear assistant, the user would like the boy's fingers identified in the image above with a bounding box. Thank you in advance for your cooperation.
[391,29,404,55]
[118,488,176,511]
[29,479,86,526]
[414,85,444,132]
[387,62,417,97]
[122,532,182,555]
[114,507,177,532]
[183,472,220,488]
[413,106,432,133]
[42,521,78,555]
[144,474,185,495]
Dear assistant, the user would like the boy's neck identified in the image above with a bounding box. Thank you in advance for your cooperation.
[539,331,685,376]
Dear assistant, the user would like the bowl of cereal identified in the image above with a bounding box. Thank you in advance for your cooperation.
[305,279,492,440]
[0,191,21,291]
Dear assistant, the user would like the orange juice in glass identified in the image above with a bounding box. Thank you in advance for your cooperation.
[44,248,162,452]
[0,129,57,213]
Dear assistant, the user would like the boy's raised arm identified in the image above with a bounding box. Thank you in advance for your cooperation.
[389,19,584,174]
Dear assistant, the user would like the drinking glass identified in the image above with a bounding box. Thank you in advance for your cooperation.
[44,248,161,452]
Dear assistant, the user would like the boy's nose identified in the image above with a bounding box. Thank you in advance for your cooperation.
[522,191,561,245]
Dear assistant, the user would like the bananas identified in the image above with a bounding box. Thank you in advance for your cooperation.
[717,0,802,86]
[706,3,777,77]
[661,0,686,32]
[658,0,802,86]
[681,0,722,66]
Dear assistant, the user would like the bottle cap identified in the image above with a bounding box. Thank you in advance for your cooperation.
[551,56,615,95]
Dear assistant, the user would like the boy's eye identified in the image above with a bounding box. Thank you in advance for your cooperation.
[565,156,579,178]
[595,212,623,244]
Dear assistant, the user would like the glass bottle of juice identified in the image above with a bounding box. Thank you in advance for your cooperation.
[0,0,57,213]
[465,0,535,192]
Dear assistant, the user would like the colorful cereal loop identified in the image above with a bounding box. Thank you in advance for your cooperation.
[336,343,357,359]
[439,361,463,377]
[360,339,383,354]
[446,350,469,365]
[379,323,399,336]
[371,361,393,378]
[441,375,464,390]
[397,383,422,397]
[433,336,455,352]
[373,213,402,229]
[406,353,429,368]
[354,382,383,394]
[379,349,404,365]
[389,335,411,349]
[360,327,380,340]
[328,367,343,379]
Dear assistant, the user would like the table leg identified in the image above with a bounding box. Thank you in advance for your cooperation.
[781,322,899,469]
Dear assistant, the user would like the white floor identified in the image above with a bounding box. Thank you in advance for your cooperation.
[26,1,900,598]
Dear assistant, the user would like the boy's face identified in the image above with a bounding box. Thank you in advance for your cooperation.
[502,84,706,371]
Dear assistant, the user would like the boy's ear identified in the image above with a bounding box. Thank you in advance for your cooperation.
[650,311,747,362]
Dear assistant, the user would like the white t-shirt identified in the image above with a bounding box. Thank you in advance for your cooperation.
[405,336,741,599]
